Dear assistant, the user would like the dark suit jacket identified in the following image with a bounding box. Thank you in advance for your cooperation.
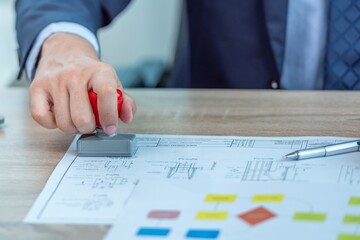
[16,0,288,89]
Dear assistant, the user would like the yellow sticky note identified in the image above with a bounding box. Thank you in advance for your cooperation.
[338,234,360,240]
[349,197,360,206]
[293,212,326,222]
[252,194,284,203]
[343,215,360,224]
[204,194,237,203]
[195,211,228,220]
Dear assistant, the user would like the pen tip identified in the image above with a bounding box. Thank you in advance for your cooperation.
[283,152,298,160]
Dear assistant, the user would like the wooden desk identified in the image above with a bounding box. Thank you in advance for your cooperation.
[1,88,360,239]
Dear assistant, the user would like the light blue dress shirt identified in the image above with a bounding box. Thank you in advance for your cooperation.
[281,0,328,90]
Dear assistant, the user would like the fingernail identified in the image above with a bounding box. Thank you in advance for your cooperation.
[104,125,117,135]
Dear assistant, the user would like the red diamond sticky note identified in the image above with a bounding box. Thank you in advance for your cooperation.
[238,206,276,226]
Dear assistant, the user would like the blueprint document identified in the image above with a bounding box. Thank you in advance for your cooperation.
[25,135,360,224]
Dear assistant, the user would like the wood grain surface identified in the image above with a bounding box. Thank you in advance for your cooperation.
[1,88,360,239]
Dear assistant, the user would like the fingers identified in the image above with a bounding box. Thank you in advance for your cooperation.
[52,86,77,134]
[69,84,96,134]
[29,87,57,129]
[120,93,136,124]
[30,33,132,135]
[91,66,119,135]
[30,50,135,135]
[30,82,136,134]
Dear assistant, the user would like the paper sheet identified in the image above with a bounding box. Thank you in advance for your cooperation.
[25,135,360,224]
[105,180,360,240]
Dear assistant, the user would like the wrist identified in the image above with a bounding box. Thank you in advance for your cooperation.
[41,33,98,60]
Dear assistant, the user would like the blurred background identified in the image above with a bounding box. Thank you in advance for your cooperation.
[0,0,182,89]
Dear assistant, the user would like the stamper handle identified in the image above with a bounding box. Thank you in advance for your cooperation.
[88,89,123,127]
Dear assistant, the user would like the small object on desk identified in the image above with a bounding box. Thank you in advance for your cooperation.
[284,139,360,160]
[77,89,136,157]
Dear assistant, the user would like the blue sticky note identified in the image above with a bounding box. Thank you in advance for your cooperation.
[136,228,170,237]
[186,229,220,239]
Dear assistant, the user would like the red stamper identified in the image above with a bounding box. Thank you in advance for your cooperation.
[77,89,136,157]
[88,89,123,127]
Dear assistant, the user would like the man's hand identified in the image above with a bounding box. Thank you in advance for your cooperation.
[29,33,136,135]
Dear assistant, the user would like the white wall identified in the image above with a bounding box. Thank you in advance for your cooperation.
[0,0,18,88]
[99,0,182,67]
[0,0,182,88]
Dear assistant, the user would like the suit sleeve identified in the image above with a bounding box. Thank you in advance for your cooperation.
[15,0,131,76]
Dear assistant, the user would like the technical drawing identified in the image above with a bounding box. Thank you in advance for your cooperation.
[224,161,313,182]
[104,160,133,172]
[338,165,360,185]
[92,177,128,189]
[167,162,200,180]
[25,135,359,225]
[82,195,114,211]
[145,160,217,180]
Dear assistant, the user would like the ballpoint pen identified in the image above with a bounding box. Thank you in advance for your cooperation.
[284,139,360,160]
